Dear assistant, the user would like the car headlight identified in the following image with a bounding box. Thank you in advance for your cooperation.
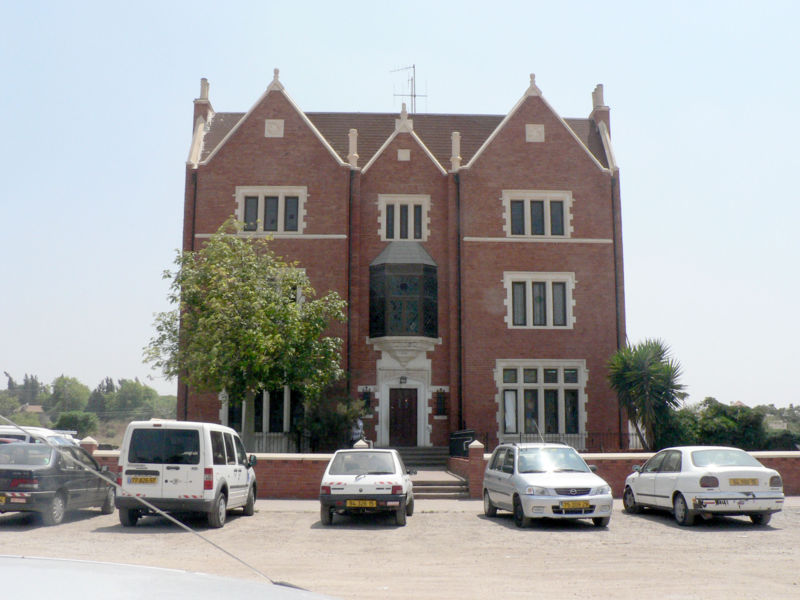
[524,486,553,496]
[595,485,611,495]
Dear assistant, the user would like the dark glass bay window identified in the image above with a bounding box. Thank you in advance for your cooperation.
[370,263,438,338]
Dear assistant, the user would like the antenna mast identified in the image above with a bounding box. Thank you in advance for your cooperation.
[391,64,427,114]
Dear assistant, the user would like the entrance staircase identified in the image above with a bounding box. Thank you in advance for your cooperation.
[393,447,469,500]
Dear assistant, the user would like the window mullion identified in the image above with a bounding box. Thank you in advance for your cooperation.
[543,200,550,236]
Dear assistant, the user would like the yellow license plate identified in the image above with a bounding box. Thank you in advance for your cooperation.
[729,478,758,486]
[0,496,5,504]
[129,476,158,485]
[561,500,590,509]
[346,500,376,508]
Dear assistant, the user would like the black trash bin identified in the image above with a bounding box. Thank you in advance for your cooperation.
[449,429,476,457]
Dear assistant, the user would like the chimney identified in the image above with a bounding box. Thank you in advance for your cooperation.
[193,77,214,130]
[590,83,610,131]
[348,129,359,169]
[450,131,462,172]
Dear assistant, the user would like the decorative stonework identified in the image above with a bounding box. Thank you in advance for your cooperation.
[265,119,284,138]
[525,124,545,143]
[397,149,410,161]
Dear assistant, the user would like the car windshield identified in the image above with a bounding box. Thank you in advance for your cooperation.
[0,443,53,466]
[328,451,396,475]
[518,447,590,473]
[691,448,762,468]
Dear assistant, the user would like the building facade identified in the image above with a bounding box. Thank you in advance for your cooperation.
[180,70,627,452]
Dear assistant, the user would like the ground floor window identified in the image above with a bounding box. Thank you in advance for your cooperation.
[253,387,303,433]
[497,361,585,439]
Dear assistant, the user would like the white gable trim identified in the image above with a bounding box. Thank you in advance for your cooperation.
[186,116,206,167]
[598,121,618,172]
[464,82,610,174]
[362,129,447,176]
[200,85,347,168]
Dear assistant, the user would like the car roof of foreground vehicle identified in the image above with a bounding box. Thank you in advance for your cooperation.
[496,442,572,450]
[0,556,340,600]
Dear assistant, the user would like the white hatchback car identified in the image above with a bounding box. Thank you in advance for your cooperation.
[483,443,613,528]
[319,448,415,526]
[623,446,784,526]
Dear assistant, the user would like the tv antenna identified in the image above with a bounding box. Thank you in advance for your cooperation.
[391,64,427,114]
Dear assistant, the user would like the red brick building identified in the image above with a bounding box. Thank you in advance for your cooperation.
[180,70,627,452]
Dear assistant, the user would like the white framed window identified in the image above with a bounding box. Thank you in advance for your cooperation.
[496,360,586,439]
[378,194,430,242]
[235,186,307,235]
[502,190,572,238]
[504,272,575,329]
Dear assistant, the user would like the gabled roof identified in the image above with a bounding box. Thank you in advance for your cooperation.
[198,112,609,169]
[195,74,612,170]
[199,70,346,168]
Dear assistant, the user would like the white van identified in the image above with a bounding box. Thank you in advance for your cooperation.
[115,420,257,528]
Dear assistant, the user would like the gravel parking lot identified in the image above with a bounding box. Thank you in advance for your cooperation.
[3,497,799,599]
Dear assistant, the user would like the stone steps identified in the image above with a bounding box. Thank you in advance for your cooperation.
[412,477,469,500]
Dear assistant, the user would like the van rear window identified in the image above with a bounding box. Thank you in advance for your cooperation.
[128,429,200,465]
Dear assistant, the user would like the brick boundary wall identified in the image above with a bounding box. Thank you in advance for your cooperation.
[93,449,800,500]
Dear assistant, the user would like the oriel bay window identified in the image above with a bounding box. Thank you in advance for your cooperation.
[505,272,574,329]
[498,363,584,438]
[369,243,438,339]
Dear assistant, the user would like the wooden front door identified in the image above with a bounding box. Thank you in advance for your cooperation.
[389,388,417,447]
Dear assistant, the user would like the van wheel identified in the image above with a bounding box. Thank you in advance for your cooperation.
[41,493,66,526]
[207,493,227,528]
[119,508,140,527]
[242,486,255,516]
[101,487,115,514]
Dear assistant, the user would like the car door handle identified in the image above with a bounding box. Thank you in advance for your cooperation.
[166,466,180,470]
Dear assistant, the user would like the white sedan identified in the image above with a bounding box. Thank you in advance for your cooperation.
[623,446,784,526]
[319,448,415,526]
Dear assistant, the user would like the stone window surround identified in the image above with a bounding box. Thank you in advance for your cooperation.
[503,271,576,329]
[377,194,430,242]
[234,185,307,235]
[502,189,573,238]
[495,359,587,440]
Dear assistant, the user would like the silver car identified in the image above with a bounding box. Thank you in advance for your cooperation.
[483,443,613,528]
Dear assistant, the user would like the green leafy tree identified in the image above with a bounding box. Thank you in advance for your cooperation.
[3,372,49,406]
[695,397,767,450]
[86,377,116,418]
[145,218,346,408]
[151,395,177,419]
[0,391,21,419]
[47,375,90,420]
[55,411,98,438]
[607,339,686,450]
[109,378,159,420]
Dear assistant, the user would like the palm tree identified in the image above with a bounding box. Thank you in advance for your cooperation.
[607,339,685,450]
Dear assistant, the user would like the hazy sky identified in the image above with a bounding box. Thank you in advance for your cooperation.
[2,1,798,408]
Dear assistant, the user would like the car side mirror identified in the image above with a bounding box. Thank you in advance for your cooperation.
[632,465,641,473]
[588,465,598,473]
[248,455,258,468]
[407,468,417,476]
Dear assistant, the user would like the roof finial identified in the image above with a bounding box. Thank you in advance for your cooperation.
[267,67,284,92]
[395,102,413,132]
[527,73,542,97]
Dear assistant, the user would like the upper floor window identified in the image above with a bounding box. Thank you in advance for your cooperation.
[504,272,575,329]
[235,186,306,235]
[502,190,572,238]
[378,194,430,242]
